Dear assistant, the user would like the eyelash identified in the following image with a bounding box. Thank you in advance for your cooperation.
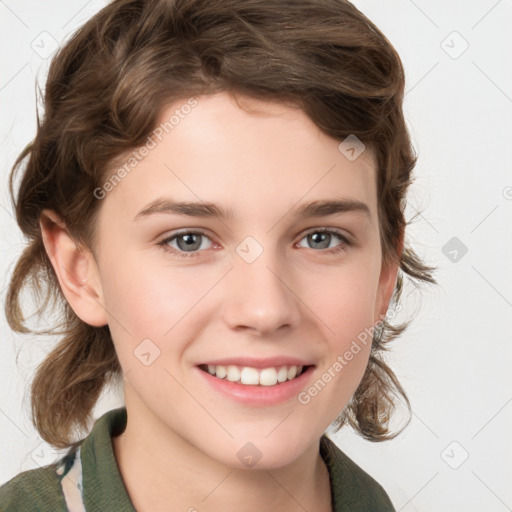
[157,228,351,259]
[158,230,213,259]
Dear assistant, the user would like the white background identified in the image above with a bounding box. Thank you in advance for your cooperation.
[1,1,511,510]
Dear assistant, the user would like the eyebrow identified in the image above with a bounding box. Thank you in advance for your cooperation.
[133,197,371,221]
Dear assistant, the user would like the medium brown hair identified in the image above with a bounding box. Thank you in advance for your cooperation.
[5,0,434,448]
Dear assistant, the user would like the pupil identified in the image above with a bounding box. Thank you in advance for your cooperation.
[309,232,329,249]
[178,234,201,251]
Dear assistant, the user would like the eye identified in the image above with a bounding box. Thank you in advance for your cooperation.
[159,231,214,257]
[296,228,350,252]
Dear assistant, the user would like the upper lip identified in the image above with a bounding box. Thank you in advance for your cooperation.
[197,356,314,369]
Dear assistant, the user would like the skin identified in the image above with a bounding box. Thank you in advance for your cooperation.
[40,92,399,511]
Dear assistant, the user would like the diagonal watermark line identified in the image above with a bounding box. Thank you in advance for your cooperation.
[471,265,512,308]
[265,471,310,512]
[164,163,202,200]
[470,204,499,233]
[0,1,29,29]
[163,266,233,336]
[398,472,439,511]
[162,368,234,438]
[471,0,503,30]
[59,263,132,336]
[61,0,93,29]
[163,163,233,234]
[472,61,512,104]
[0,62,29,92]
[407,0,439,29]
[412,410,440,439]
[0,408,29,438]
[405,62,439,97]
[201,470,233,502]
[472,471,512,511]
[41,228,131,337]
[266,164,336,234]
[124,368,231,444]
[396,394,439,438]
[0,281,9,298]
[265,410,295,438]
[472,397,512,439]
[266,266,336,334]
[0,200,15,220]
[406,199,439,233]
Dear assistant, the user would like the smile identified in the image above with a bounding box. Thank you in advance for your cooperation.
[198,364,308,386]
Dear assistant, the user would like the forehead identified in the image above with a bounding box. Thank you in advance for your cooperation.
[99,92,377,224]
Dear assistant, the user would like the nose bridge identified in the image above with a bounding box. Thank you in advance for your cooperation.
[222,238,301,335]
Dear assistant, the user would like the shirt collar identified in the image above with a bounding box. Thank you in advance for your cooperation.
[79,407,356,511]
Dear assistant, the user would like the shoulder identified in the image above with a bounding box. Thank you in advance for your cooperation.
[320,435,396,512]
[0,463,67,512]
[0,408,130,512]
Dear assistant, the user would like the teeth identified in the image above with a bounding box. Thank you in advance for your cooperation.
[259,368,278,386]
[276,366,288,383]
[287,366,297,380]
[216,365,227,379]
[226,365,241,382]
[240,367,259,385]
[204,364,306,386]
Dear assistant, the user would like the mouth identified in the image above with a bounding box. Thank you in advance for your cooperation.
[197,363,313,387]
[195,356,316,405]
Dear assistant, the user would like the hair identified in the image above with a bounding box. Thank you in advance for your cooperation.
[5,0,434,449]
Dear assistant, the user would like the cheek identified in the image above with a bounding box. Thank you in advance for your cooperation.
[304,255,381,342]
[298,256,380,407]
[98,251,217,364]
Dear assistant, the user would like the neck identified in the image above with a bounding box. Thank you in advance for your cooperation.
[112,402,332,512]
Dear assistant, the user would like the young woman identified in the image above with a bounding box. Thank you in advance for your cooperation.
[1,0,433,510]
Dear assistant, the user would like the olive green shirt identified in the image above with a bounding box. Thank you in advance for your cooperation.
[0,407,395,511]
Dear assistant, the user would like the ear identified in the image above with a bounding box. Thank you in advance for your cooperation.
[374,231,404,324]
[40,209,108,327]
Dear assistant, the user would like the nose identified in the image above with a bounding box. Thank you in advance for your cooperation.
[221,249,301,337]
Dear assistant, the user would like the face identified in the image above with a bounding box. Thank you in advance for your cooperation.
[89,92,396,469]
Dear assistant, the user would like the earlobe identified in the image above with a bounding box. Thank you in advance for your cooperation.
[39,209,108,327]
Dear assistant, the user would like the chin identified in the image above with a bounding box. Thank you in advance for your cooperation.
[203,431,314,471]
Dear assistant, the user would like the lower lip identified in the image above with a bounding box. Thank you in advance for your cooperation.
[196,366,315,406]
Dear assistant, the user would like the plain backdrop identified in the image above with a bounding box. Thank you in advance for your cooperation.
[1,1,511,511]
